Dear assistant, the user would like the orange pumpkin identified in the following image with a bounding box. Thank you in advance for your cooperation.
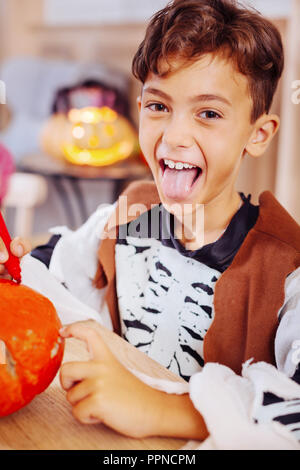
[40,107,141,167]
[0,280,64,417]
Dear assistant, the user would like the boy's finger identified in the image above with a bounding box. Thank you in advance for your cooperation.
[72,395,102,424]
[0,273,13,281]
[60,323,111,361]
[66,377,96,406]
[0,238,8,263]
[10,237,31,257]
[60,361,101,390]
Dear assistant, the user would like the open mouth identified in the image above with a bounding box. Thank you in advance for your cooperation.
[159,159,203,186]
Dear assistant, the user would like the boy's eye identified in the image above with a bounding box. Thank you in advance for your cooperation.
[146,103,168,113]
[198,110,221,120]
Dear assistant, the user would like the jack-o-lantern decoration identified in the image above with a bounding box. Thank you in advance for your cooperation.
[40,106,139,167]
[0,280,64,417]
[64,106,138,166]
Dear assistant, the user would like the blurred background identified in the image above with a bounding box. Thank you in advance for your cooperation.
[0,0,299,246]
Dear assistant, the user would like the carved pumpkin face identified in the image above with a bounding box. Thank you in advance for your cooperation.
[62,106,138,166]
[0,280,64,417]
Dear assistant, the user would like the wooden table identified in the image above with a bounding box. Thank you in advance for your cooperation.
[0,326,187,450]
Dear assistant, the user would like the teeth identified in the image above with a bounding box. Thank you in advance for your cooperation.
[175,162,184,170]
[165,159,175,169]
[164,159,197,170]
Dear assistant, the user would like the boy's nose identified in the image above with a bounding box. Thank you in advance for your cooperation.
[162,117,194,149]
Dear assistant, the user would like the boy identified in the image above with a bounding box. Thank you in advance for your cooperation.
[1,0,300,443]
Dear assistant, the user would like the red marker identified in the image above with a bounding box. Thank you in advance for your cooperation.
[0,212,22,283]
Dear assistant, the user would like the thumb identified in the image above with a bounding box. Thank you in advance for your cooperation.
[60,322,112,361]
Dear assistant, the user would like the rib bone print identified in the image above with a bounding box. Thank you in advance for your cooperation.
[116,236,220,381]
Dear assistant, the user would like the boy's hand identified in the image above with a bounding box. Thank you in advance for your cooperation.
[0,237,31,279]
[59,321,165,439]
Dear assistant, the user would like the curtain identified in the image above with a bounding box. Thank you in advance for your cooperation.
[275,0,300,224]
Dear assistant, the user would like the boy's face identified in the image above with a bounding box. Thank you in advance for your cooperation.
[137,53,270,212]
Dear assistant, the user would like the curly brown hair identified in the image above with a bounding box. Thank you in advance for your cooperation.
[132,0,284,123]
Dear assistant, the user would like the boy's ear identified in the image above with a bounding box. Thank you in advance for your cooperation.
[136,96,142,114]
[246,114,280,158]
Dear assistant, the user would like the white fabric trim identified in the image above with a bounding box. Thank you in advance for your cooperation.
[20,202,117,329]
[275,267,300,377]
[129,360,300,450]
[20,254,112,327]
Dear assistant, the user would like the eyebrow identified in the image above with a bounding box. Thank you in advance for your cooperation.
[143,86,231,107]
[143,87,173,102]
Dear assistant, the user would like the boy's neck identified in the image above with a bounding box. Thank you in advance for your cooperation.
[173,190,242,250]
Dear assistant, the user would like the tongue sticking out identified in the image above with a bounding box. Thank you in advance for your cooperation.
[162,167,200,200]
